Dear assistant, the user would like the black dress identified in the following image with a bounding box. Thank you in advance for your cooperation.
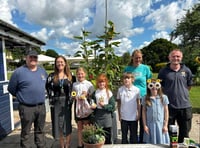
[46,73,73,139]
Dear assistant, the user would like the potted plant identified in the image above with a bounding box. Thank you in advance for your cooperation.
[82,124,106,148]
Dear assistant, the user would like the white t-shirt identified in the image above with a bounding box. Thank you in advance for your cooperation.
[95,88,113,109]
[117,85,140,121]
[72,80,94,97]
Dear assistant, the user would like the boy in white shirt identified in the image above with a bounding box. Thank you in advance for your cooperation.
[117,72,140,144]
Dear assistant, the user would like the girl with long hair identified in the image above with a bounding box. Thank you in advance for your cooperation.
[91,73,115,144]
[46,55,73,148]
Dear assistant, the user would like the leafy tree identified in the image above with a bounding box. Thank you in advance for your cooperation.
[121,51,131,66]
[141,38,178,72]
[170,3,200,73]
[45,49,59,58]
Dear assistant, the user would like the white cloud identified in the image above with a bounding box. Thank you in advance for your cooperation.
[145,0,199,31]
[152,31,170,40]
[55,41,80,56]
[31,28,48,42]
[145,2,182,31]
[0,0,15,25]
[0,0,199,55]
[115,38,132,55]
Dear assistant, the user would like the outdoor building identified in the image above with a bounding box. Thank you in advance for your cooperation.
[0,19,45,138]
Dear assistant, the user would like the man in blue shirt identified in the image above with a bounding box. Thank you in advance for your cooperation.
[158,49,193,143]
[8,50,48,148]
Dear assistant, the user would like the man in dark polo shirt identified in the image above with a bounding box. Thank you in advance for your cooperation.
[158,49,193,143]
[8,50,48,148]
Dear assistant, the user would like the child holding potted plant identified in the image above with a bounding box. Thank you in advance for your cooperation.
[91,73,116,144]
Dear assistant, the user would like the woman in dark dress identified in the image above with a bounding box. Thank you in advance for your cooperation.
[46,55,73,148]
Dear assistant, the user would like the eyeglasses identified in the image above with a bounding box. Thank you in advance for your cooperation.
[148,82,161,89]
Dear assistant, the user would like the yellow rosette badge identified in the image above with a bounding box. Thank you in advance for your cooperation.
[71,91,77,97]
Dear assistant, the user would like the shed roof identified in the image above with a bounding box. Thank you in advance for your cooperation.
[0,19,45,48]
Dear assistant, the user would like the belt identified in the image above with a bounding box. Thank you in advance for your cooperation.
[19,102,44,107]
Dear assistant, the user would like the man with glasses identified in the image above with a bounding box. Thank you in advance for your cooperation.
[8,50,48,148]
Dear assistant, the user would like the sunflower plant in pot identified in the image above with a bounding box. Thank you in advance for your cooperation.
[82,124,106,148]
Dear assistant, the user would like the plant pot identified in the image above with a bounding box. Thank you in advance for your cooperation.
[83,140,105,148]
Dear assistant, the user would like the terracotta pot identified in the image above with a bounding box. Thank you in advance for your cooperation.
[83,141,105,148]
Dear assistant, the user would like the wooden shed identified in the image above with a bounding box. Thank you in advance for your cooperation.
[0,19,45,138]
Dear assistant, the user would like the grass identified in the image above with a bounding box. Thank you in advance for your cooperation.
[189,86,200,113]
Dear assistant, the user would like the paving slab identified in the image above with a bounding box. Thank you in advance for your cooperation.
[0,108,199,148]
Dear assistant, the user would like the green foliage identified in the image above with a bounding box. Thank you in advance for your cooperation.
[155,62,167,72]
[121,52,131,66]
[141,38,178,72]
[171,3,200,46]
[43,63,54,70]
[82,124,105,144]
[170,3,200,74]
[74,21,123,90]
[45,49,59,58]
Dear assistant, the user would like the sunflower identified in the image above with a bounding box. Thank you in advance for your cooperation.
[71,91,77,97]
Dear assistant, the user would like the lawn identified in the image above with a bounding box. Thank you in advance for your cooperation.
[189,86,200,113]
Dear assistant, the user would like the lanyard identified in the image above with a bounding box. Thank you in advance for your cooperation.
[59,78,64,88]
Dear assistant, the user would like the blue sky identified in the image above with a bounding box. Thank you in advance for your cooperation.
[0,0,199,56]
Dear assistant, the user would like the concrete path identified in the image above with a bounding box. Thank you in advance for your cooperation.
[0,109,200,148]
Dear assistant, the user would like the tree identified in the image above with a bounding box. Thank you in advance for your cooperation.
[141,38,178,72]
[170,3,200,73]
[45,49,59,58]
[121,51,131,66]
